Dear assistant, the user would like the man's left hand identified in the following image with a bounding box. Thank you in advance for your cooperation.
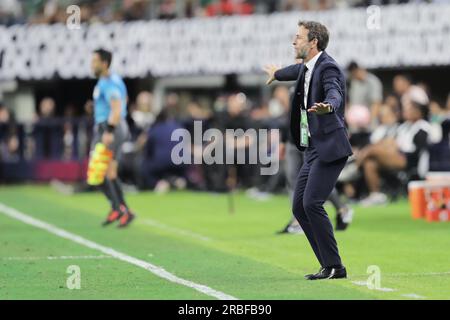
[308,103,333,115]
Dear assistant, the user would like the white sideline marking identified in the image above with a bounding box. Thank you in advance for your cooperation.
[351,271,450,278]
[2,255,112,261]
[142,218,212,242]
[0,202,237,300]
[402,293,426,299]
[388,271,450,277]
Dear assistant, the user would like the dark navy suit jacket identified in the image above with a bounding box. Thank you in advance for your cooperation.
[274,51,353,163]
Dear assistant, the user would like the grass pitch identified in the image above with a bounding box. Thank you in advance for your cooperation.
[0,185,449,300]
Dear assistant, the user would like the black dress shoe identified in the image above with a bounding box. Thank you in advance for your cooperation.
[304,267,324,280]
[306,266,347,280]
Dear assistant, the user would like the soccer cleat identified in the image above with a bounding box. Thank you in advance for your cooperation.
[306,266,347,280]
[117,211,136,228]
[102,209,122,226]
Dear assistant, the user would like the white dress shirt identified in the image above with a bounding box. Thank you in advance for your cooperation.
[303,51,323,137]
[304,51,323,109]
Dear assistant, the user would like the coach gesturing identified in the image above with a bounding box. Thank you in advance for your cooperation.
[264,21,352,280]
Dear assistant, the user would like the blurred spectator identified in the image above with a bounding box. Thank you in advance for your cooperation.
[0,102,12,128]
[429,100,448,125]
[383,93,402,119]
[33,97,63,159]
[76,99,95,159]
[1,134,20,162]
[118,91,155,186]
[134,91,155,129]
[204,0,254,16]
[369,104,400,144]
[347,61,383,128]
[218,93,256,188]
[345,104,372,134]
[123,0,151,21]
[281,0,336,11]
[164,92,182,120]
[0,103,20,163]
[393,74,430,113]
[140,108,186,191]
[182,100,213,190]
[158,0,177,19]
[357,100,430,206]
[0,0,24,25]
[247,86,290,199]
[342,104,400,199]
[269,86,290,119]
[37,97,56,119]
[61,103,77,160]
[442,93,450,142]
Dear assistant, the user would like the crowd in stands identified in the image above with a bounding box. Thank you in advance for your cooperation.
[1,0,447,26]
[1,61,450,205]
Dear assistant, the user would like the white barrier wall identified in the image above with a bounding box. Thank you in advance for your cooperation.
[0,3,449,80]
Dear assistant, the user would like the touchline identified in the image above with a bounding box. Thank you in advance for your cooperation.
[171,121,280,176]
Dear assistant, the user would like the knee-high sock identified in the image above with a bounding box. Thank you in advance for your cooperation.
[99,179,119,211]
[110,178,128,209]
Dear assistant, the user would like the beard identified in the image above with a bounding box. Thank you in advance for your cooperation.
[296,49,308,60]
[296,44,310,60]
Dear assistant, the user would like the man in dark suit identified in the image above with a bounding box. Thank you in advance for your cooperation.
[264,21,352,280]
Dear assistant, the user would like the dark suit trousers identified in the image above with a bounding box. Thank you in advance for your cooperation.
[292,140,347,267]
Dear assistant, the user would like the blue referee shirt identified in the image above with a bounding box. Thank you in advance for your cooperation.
[93,73,127,124]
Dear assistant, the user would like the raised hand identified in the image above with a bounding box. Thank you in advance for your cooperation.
[263,64,280,85]
[308,102,333,115]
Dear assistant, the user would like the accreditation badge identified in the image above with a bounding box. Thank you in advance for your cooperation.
[300,109,309,148]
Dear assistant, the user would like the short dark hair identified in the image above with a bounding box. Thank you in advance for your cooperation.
[347,61,359,72]
[93,48,112,67]
[298,21,329,51]
[396,73,413,84]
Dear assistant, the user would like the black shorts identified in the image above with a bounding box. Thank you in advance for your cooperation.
[90,121,129,162]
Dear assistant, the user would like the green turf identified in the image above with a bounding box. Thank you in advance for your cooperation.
[0,184,449,300]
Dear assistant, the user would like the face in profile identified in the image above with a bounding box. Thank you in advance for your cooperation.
[293,26,314,60]
[91,53,105,78]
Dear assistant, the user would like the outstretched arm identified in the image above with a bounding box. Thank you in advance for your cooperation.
[321,64,344,112]
[275,64,302,82]
[308,64,344,115]
[263,63,301,84]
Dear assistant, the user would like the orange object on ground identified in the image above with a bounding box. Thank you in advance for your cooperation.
[425,208,450,222]
[408,181,427,219]
[424,184,450,222]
